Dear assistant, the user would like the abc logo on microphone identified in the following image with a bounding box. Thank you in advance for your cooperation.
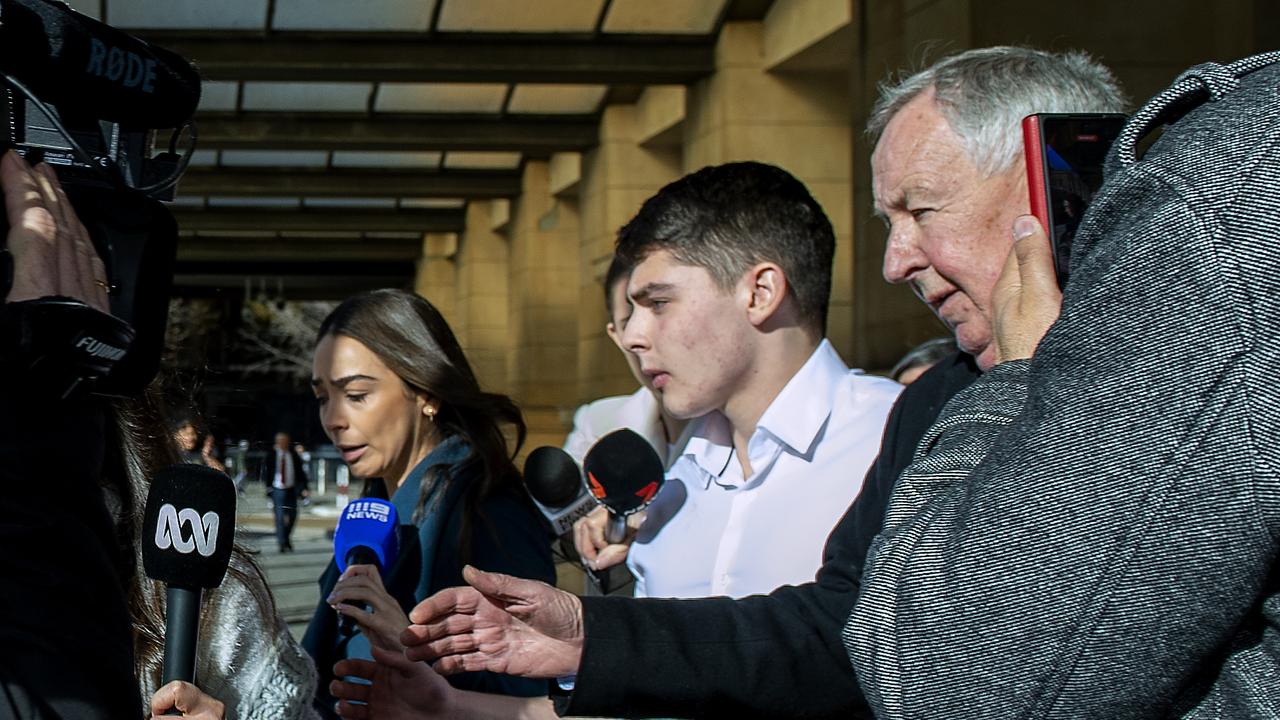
[142,464,236,590]
[153,503,220,557]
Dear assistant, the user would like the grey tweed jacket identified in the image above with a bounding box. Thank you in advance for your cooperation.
[846,53,1280,718]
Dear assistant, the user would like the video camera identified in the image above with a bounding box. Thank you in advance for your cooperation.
[0,0,201,399]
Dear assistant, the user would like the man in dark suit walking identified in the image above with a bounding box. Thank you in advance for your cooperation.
[260,431,309,552]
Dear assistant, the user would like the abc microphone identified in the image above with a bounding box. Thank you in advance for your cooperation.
[332,498,399,636]
[522,446,596,538]
[141,464,236,686]
[582,429,665,544]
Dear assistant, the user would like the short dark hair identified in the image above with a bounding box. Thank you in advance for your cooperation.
[615,162,835,333]
[602,254,632,318]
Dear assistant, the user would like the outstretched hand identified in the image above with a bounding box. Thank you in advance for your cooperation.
[401,565,585,679]
[992,215,1063,365]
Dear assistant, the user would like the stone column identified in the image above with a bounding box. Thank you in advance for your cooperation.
[453,201,512,394]
[413,232,457,322]
[576,96,683,405]
[506,160,581,449]
[683,20,860,360]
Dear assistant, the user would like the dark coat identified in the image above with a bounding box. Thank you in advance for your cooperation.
[258,447,309,495]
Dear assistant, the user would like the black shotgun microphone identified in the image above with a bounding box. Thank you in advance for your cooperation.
[0,0,201,129]
[582,429,665,544]
[141,464,236,686]
[522,446,595,538]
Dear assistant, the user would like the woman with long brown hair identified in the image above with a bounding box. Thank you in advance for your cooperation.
[302,289,553,718]
[110,394,321,719]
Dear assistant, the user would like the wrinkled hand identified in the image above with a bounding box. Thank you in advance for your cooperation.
[332,645,452,720]
[329,564,410,652]
[992,215,1063,365]
[402,565,584,679]
[573,505,642,571]
[1,150,107,311]
[149,680,225,719]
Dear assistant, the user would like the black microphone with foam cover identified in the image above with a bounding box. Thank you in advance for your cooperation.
[522,446,596,538]
[0,0,201,129]
[582,429,665,544]
[141,464,236,686]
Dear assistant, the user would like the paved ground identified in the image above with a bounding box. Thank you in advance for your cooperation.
[235,490,342,642]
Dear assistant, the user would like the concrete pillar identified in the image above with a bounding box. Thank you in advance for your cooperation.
[413,232,457,322]
[506,160,581,449]
[576,98,683,406]
[453,201,511,394]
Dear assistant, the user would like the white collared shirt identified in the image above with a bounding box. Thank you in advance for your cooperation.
[272,448,295,490]
[627,340,901,599]
[563,386,695,470]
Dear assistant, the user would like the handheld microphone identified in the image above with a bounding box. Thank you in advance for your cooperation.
[522,446,596,538]
[332,498,399,636]
[582,429,665,544]
[0,0,201,129]
[141,464,236,686]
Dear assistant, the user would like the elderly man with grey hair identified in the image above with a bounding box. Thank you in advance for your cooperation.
[373,47,1130,719]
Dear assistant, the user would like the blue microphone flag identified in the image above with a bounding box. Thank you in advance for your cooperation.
[334,498,399,574]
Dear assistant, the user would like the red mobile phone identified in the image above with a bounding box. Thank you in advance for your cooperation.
[1022,113,1126,288]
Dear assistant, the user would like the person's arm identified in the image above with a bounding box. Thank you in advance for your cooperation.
[405,489,880,719]
[329,564,411,651]
[295,451,310,495]
[560,402,597,467]
[202,435,227,474]
[402,373,965,718]
[432,488,558,698]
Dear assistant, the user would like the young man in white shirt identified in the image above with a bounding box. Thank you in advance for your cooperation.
[562,256,692,471]
[577,161,901,599]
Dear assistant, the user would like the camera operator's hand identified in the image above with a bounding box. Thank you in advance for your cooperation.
[2,150,108,312]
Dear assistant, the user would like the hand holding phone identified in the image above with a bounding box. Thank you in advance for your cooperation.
[1022,113,1126,288]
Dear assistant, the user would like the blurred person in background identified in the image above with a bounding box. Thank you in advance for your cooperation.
[260,431,310,553]
[889,337,957,385]
[171,415,226,473]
